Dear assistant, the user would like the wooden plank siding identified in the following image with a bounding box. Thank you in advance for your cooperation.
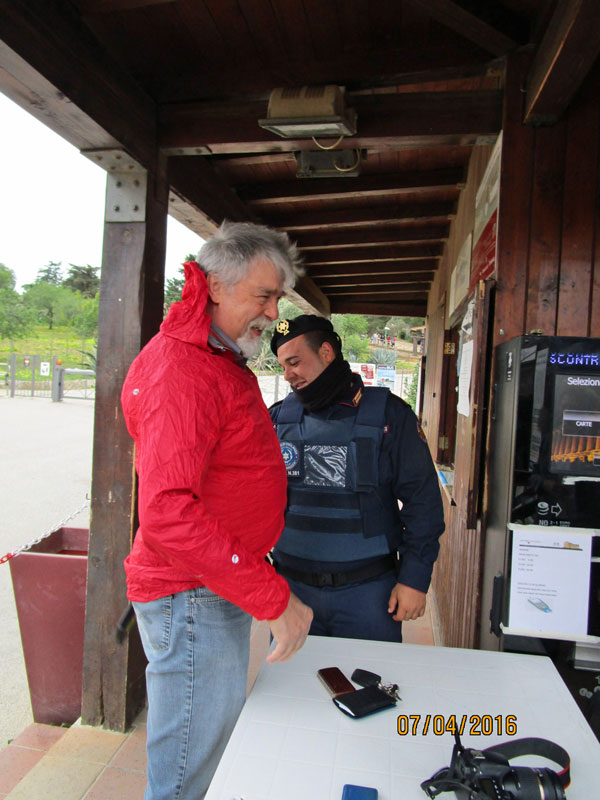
[422,53,600,649]
[494,56,600,345]
[422,141,495,648]
[420,302,445,462]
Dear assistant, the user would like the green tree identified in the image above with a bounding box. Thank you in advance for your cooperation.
[0,263,16,291]
[363,315,386,335]
[342,333,370,362]
[72,294,99,340]
[23,282,73,329]
[0,287,34,346]
[384,316,425,340]
[331,314,370,361]
[55,290,82,327]
[331,313,368,342]
[34,261,63,285]
[165,267,185,311]
[63,264,99,298]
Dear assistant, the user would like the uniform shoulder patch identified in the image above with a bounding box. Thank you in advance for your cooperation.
[280,441,300,472]
[352,387,362,407]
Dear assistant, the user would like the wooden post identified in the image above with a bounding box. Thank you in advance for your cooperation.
[81,150,168,731]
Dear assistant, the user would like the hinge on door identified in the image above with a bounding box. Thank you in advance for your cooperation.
[438,435,448,450]
[444,342,456,355]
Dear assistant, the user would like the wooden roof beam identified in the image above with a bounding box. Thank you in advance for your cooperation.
[405,0,520,56]
[79,0,176,12]
[265,202,457,231]
[167,156,260,237]
[157,50,495,104]
[308,260,439,278]
[330,299,428,316]
[524,0,600,125]
[326,287,430,297]
[1,0,156,166]
[316,273,436,288]
[294,226,449,250]
[240,169,465,205]
[304,244,443,265]
[159,91,502,155]
[286,278,330,318]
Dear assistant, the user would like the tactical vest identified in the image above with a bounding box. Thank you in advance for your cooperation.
[274,388,402,563]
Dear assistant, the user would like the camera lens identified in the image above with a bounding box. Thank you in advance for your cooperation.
[503,767,565,799]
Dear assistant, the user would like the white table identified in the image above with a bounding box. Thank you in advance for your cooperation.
[206,636,599,799]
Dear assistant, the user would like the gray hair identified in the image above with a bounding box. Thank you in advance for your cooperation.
[197,221,303,290]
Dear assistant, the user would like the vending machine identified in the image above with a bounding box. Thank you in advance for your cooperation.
[480,335,600,667]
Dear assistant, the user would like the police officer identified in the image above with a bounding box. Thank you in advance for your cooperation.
[270,315,444,642]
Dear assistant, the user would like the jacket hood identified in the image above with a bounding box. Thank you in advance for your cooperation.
[160,261,212,348]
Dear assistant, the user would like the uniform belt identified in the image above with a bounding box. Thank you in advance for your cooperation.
[274,554,396,588]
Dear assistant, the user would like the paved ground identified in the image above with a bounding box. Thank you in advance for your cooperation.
[0,396,94,749]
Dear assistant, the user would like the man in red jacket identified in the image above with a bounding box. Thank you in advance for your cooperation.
[122,222,313,800]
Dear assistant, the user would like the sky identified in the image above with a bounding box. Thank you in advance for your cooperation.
[0,93,205,291]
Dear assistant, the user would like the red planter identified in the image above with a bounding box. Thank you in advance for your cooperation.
[10,527,88,725]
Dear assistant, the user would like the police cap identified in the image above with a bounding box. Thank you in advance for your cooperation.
[270,314,335,355]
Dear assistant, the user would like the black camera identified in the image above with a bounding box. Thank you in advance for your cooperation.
[421,732,570,800]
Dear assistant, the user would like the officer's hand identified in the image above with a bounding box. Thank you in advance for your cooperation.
[267,592,313,663]
[388,583,426,621]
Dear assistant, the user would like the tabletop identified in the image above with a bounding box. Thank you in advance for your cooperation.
[205,635,599,799]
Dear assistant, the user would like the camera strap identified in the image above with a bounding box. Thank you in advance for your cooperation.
[482,737,571,789]
[421,733,571,799]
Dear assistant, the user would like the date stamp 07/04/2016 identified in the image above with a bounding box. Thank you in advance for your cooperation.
[397,714,518,737]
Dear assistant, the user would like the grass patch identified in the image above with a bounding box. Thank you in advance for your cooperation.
[0,325,96,380]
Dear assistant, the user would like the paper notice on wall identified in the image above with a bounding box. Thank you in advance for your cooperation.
[349,362,376,386]
[449,234,472,319]
[508,526,592,636]
[457,339,473,416]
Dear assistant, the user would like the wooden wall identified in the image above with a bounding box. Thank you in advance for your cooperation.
[422,53,600,649]
[422,142,494,648]
[495,55,600,343]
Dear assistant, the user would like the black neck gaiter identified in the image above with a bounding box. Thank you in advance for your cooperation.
[293,353,353,412]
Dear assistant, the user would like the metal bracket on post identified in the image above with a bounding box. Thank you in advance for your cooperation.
[81,149,147,222]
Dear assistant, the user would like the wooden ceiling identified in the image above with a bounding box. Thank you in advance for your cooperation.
[3,0,599,317]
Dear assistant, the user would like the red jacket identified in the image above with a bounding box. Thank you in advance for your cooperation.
[121,262,290,619]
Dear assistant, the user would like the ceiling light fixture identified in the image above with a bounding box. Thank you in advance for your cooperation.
[258,85,357,139]
[295,149,364,178]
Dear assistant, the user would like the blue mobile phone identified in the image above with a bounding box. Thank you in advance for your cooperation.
[341,784,378,800]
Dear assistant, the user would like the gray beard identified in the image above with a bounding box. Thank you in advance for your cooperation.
[236,330,264,358]
[236,315,270,358]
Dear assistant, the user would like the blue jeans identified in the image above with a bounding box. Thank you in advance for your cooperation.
[285,569,403,642]
[133,587,252,800]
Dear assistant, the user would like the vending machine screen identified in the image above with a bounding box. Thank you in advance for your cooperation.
[551,373,600,476]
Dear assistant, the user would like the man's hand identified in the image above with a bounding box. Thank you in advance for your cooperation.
[267,591,313,663]
[388,583,426,621]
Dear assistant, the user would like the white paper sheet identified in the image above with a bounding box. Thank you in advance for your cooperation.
[509,526,592,636]
[457,339,473,416]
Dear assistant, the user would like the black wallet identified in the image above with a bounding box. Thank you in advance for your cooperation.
[332,684,397,718]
